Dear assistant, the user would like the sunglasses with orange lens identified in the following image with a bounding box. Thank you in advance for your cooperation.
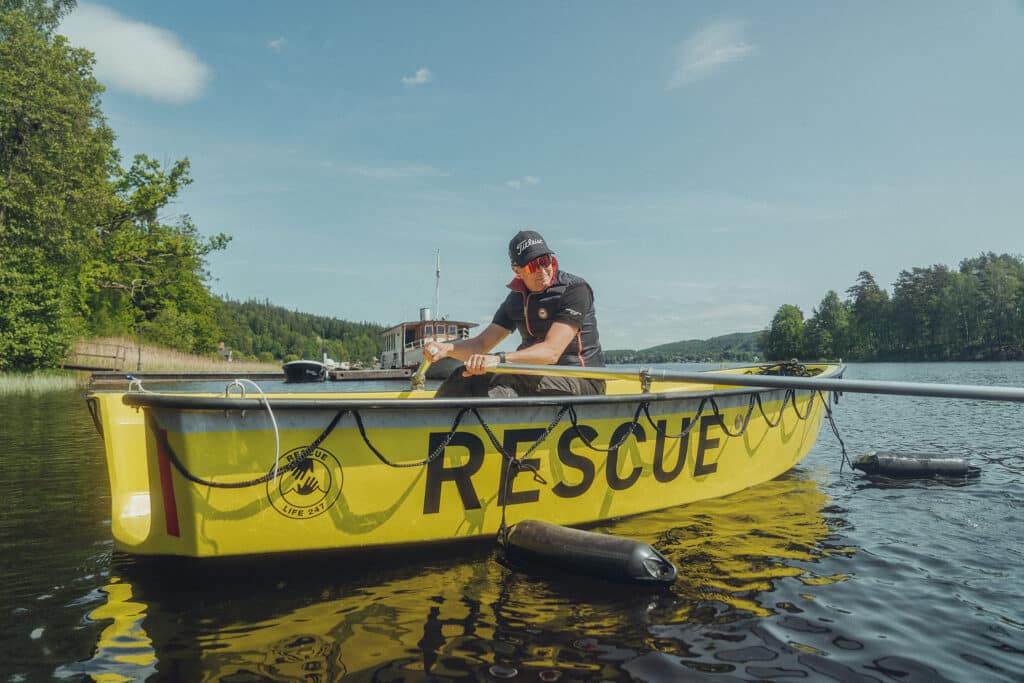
[520,254,554,274]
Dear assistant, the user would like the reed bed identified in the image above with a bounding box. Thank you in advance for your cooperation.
[0,373,80,396]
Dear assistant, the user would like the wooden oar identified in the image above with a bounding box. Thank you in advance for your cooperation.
[409,345,439,390]
[487,362,1024,403]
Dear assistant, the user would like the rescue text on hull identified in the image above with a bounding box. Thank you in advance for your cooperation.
[84,362,842,558]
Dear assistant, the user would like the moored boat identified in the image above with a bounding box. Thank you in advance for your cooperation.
[282,359,327,383]
[380,251,478,379]
[84,362,843,558]
[380,310,477,379]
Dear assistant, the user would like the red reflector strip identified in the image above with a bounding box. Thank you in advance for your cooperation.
[155,429,181,538]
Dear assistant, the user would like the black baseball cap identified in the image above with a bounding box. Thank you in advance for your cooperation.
[508,230,554,267]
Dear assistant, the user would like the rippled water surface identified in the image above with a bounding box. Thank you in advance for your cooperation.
[1,363,1021,681]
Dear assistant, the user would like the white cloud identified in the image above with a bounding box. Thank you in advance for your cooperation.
[668,19,756,88]
[342,163,446,180]
[401,67,433,86]
[268,37,287,53]
[505,175,541,190]
[60,3,210,104]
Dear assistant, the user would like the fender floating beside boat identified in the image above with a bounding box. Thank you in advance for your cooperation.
[505,519,677,583]
[852,451,980,478]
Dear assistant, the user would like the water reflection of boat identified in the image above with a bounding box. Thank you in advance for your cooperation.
[70,475,844,681]
[83,362,843,558]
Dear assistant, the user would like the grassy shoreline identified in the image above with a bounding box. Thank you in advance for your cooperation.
[1,338,282,395]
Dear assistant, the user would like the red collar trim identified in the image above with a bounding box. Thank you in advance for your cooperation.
[507,277,529,293]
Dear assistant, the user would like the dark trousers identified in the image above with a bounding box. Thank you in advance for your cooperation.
[434,368,606,398]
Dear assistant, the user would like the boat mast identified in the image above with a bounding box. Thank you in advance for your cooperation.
[433,249,441,321]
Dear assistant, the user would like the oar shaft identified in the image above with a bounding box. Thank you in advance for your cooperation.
[656,370,1024,403]
[489,363,643,382]
[489,362,1024,403]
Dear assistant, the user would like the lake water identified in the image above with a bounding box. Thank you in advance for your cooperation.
[1,363,1021,681]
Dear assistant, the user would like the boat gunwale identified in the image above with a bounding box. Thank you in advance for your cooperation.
[107,364,844,411]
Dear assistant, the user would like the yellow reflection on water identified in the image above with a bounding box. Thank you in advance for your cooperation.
[83,472,849,681]
[604,474,850,619]
[74,578,157,682]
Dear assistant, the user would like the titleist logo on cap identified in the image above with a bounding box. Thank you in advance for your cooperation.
[515,237,545,255]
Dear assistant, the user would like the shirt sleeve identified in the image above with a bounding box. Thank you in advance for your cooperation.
[492,297,515,331]
[550,283,592,328]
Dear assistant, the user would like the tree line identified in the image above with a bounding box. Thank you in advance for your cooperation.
[765,252,1024,361]
[605,331,763,364]
[0,2,382,370]
[215,299,383,364]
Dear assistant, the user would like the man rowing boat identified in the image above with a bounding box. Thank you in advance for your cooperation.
[426,230,606,397]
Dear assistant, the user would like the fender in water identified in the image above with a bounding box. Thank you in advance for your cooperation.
[505,519,677,584]
[852,451,980,478]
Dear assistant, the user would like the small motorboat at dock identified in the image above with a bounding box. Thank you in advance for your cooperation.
[282,358,327,383]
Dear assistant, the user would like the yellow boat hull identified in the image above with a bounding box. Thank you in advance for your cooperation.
[85,364,841,557]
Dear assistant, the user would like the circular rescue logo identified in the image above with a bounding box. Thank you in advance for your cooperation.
[537,307,549,320]
[267,445,343,519]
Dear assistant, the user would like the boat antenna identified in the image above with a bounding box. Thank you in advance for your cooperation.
[433,249,441,321]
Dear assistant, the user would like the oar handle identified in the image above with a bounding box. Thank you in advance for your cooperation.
[410,345,438,390]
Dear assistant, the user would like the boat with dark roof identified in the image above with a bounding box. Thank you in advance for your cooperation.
[282,358,328,383]
[380,310,477,379]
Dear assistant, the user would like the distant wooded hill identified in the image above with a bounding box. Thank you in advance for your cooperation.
[605,331,765,363]
[215,298,384,364]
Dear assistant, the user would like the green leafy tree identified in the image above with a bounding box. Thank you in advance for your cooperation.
[2,2,232,366]
[765,304,805,360]
[943,270,982,355]
[81,155,231,353]
[804,291,851,360]
[959,253,1024,356]
[845,271,891,359]
[0,1,76,32]
[1,2,118,369]
[891,265,956,359]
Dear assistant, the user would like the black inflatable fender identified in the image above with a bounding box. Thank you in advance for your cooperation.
[505,519,677,584]
[852,451,979,478]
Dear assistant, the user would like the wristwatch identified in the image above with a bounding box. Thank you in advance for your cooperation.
[496,352,507,364]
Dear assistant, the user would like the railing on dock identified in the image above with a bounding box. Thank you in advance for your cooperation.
[62,342,129,372]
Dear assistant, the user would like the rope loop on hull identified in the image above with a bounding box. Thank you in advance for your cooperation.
[150,409,347,489]
[150,364,846,491]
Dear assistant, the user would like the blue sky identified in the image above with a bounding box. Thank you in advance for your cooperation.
[59,2,1024,350]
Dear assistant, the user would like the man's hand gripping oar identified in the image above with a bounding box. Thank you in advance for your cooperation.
[410,344,440,390]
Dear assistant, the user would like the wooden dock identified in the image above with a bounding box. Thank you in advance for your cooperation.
[329,368,411,380]
[62,342,129,372]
